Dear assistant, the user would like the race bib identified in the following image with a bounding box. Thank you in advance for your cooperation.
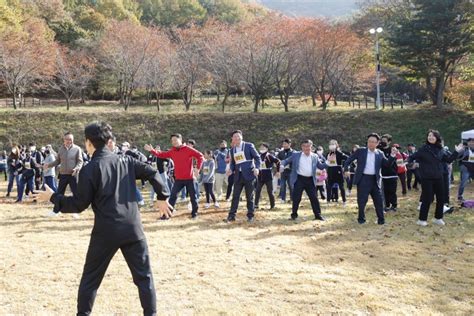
[327,159,337,167]
[25,161,31,169]
[152,162,157,169]
[261,161,268,169]
[396,158,404,166]
[234,151,246,165]
[469,151,474,162]
[203,166,210,175]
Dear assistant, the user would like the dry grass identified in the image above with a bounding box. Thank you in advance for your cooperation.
[1,180,473,315]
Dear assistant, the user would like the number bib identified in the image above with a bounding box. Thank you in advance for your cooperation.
[25,161,31,169]
[469,151,474,162]
[203,166,210,175]
[234,151,246,165]
[396,158,404,166]
[152,162,157,169]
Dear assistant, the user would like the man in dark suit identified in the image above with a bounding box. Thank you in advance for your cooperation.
[226,130,261,222]
[35,122,173,316]
[343,133,398,225]
[281,139,330,221]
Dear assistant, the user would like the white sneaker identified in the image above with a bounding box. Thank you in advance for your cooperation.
[187,202,192,211]
[179,198,187,203]
[138,200,145,206]
[204,203,210,209]
[433,218,445,226]
[214,202,220,208]
[342,202,347,208]
[417,202,422,211]
[347,190,351,196]
[416,220,428,226]
[72,213,80,219]
[46,211,60,217]
[225,198,231,202]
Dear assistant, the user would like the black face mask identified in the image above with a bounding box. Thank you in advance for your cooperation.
[220,147,226,150]
[45,150,50,155]
[380,141,387,148]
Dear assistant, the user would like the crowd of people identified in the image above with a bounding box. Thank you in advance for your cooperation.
[2,128,473,226]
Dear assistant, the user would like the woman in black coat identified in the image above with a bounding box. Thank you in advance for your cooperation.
[408,130,463,226]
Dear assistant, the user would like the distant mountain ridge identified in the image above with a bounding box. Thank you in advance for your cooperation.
[256,0,358,17]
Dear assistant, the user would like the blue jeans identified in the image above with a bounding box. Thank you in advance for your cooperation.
[18,176,35,201]
[7,172,20,195]
[458,165,473,200]
[279,172,293,201]
[44,176,58,193]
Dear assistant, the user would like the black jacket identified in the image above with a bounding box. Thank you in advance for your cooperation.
[407,144,458,180]
[277,148,294,174]
[258,152,280,183]
[50,146,169,243]
[325,150,348,182]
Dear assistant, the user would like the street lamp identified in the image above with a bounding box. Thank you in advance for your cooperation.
[369,27,383,109]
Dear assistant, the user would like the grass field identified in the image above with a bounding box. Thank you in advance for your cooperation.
[0,99,473,154]
[1,179,473,315]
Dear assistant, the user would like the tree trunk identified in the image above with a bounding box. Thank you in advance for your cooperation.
[253,97,259,113]
[221,91,229,112]
[155,90,161,112]
[435,74,446,108]
[311,93,317,107]
[66,97,70,111]
[12,86,17,110]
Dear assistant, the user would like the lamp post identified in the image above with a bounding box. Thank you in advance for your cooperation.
[369,27,383,109]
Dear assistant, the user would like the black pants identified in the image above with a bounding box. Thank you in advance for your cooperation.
[255,179,275,208]
[291,175,321,218]
[346,173,355,191]
[225,173,234,200]
[229,173,255,219]
[356,175,385,224]
[169,179,198,216]
[398,172,407,195]
[407,169,420,189]
[383,177,398,208]
[326,180,346,202]
[316,184,326,199]
[419,178,444,221]
[203,182,216,203]
[77,238,156,316]
[442,172,450,205]
[54,174,78,213]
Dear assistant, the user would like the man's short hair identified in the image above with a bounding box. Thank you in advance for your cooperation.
[231,130,242,137]
[381,134,392,142]
[282,138,291,144]
[300,139,313,146]
[64,132,73,137]
[367,133,381,141]
[260,143,269,149]
[170,133,182,140]
[84,122,113,149]
[187,139,196,146]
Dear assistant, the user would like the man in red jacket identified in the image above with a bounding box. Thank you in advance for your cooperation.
[145,134,204,219]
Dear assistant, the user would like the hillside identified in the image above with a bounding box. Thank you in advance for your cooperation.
[1,106,472,152]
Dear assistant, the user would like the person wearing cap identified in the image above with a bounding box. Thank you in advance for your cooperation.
[457,138,474,202]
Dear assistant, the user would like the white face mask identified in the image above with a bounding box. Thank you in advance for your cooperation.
[12,149,17,154]
[30,146,36,152]
[259,149,268,154]
[329,145,337,151]
[316,150,323,155]
[122,146,128,152]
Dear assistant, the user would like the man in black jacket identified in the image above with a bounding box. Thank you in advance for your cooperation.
[34,122,173,316]
[277,138,294,203]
